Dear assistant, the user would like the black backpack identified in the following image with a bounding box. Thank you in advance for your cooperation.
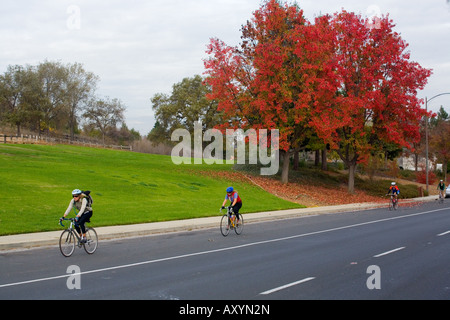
[83,190,93,208]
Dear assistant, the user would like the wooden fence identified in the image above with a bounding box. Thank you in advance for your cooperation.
[0,133,132,151]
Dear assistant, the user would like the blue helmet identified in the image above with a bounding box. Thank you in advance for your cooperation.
[226,187,234,193]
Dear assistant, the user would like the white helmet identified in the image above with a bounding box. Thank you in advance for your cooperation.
[391,182,396,186]
[72,189,82,196]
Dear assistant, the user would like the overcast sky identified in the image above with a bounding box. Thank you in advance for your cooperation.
[1,0,449,135]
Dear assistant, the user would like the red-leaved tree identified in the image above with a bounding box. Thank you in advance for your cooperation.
[204,1,432,191]
[311,11,432,192]
[204,0,336,183]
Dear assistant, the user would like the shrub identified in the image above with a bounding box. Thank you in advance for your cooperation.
[416,167,436,185]
[398,184,421,199]
[357,178,420,199]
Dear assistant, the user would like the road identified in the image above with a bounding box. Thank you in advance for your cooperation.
[1,201,449,301]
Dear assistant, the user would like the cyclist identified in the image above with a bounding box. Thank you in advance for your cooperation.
[437,180,446,199]
[387,182,400,202]
[221,187,242,223]
[61,189,93,243]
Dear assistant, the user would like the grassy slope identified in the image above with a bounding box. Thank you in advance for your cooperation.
[0,144,301,235]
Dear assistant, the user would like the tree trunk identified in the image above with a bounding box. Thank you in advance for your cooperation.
[348,162,357,194]
[281,150,290,184]
[70,103,76,141]
[293,150,299,171]
[315,149,320,166]
[337,146,358,194]
[444,160,448,184]
[321,147,327,171]
[414,153,419,172]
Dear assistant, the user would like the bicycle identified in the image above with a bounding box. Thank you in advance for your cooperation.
[386,194,399,211]
[59,217,98,257]
[220,206,244,237]
[438,191,445,204]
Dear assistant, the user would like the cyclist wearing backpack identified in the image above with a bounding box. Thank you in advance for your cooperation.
[62,189,93,243]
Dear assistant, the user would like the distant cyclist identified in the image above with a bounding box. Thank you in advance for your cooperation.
[221,187,242,223]
[437,180,446,199]
[61,189,93,243]
[387,182,400,201]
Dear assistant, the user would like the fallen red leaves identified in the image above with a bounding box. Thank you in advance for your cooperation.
[199,170,387,207]
[246,175,386,207]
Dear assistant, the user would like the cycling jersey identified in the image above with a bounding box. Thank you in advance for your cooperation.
[388,185,400,194]
[225,191,242,203]
[438,183,446,191]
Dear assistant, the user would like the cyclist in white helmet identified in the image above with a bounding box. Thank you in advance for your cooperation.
[437,180,446,199]
[62,189,93,243]
[387,182,400,200]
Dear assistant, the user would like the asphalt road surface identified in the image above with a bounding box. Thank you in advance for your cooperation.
[1,201,449,301]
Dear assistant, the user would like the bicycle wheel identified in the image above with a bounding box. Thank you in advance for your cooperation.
[83,227,98,254]
[59,230,75,257]
[220,214,230,237]
[234,215,244,235]
[393,200,398,210]
[389,200,393,211]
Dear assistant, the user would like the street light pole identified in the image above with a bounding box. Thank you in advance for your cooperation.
[424,92,450,194]
[425,97,428,194]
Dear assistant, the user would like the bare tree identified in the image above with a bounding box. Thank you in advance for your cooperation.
[66,63,99,140]
[83,97,126,144]
[0,65,32,135]
[36,61,68,136]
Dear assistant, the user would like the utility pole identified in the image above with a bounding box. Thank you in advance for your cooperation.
[425,97,429,194]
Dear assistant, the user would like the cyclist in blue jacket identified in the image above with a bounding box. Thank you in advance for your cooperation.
[387,182,400,202]
[221,187,243,222]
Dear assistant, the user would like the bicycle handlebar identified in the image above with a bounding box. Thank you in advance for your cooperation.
[220,206,234,214]
[59,217,77,227]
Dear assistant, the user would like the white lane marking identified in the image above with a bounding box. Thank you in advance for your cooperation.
[1,207,448,289]
[0,274,70,288]
[373,247,405,258]
[260,277,316,295]
[437,230,450,236]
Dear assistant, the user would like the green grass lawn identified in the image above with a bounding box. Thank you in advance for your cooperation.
[0,144,301,235]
